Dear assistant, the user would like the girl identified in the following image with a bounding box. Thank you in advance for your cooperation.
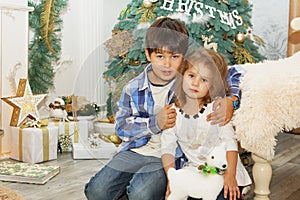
[161,48,251,200]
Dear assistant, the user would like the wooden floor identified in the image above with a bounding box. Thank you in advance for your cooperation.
[1,132,300,200]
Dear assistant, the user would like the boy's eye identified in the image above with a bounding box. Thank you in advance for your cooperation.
[202,78,208,82]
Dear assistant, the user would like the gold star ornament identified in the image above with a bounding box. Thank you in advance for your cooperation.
[1,79,47,126]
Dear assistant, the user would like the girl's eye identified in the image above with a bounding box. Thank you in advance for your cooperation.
[188,74,194,78]
[202,78,208,82]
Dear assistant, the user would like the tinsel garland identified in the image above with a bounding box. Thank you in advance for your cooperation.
[40,0,56,53]
[28,0,67,94]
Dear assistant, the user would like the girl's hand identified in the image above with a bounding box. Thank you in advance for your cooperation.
[223,173,240,200]
[165,181,171,200]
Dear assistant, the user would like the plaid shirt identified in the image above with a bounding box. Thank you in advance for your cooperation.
[228,64,246,99]
[116,64,245,151]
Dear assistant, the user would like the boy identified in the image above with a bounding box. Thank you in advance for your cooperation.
[85,17,242,200]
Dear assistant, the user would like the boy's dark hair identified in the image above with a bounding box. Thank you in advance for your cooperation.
[145,17,189,56]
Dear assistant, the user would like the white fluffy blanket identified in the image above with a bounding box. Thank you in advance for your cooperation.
[233,52,300,160]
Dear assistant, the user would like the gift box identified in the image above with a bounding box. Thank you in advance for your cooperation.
[72,139,117,159]
[10,126,59,164]
[48,120,89,144]
[94,121,115,136]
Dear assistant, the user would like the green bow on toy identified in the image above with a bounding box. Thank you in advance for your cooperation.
[197,163,226,175]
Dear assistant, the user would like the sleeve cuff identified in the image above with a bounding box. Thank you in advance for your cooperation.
[149,115,162,134]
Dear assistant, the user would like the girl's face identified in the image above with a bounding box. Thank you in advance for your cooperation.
[145,49,183,85]
[182,65,211,100]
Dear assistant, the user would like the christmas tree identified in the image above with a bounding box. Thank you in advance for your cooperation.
[103,0,265,118]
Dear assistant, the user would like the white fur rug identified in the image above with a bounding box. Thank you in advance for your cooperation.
[233,52,300,160]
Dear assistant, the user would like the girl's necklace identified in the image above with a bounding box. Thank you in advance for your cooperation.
[179,104,207,119]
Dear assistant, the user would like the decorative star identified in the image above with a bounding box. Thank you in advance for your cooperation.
[1,79,47,126]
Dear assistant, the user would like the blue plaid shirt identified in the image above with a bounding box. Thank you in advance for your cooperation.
[227,65,246,99]
[116,64,245,151]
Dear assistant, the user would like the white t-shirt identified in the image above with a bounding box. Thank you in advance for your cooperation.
[132,80,174,157]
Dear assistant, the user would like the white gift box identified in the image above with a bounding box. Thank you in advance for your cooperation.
[93,122,115,136]
[10,126,59,164]
[48,120,89,143]
[72,140,117,159]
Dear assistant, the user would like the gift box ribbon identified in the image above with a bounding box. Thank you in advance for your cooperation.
[54,121,79,143]
[18,127,50,162]
[21,119,48,128]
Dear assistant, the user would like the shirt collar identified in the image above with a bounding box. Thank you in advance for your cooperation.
[139,63,152,91]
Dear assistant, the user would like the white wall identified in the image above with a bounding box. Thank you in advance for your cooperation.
[52,0,131,104]
[250,0,289,60]
[0,0,31,154]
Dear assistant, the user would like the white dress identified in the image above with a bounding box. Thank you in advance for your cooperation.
[161,103,252,186]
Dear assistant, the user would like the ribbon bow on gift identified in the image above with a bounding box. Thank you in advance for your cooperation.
[21,119,48,128]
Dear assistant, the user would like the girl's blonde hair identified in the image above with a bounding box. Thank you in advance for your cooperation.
[175,48,229,108]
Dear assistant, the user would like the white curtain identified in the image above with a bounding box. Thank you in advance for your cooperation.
[73,0,106,105]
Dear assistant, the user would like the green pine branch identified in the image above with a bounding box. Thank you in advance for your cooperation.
[28,0,67,94]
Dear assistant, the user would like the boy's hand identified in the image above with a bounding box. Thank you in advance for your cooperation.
[165,181,171,199]
[157,104,176,130]
[206,97,234,126]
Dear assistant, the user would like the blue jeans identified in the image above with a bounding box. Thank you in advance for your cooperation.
[84,150,167,200]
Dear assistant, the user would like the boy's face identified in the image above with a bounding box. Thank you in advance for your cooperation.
[145,49,183,85]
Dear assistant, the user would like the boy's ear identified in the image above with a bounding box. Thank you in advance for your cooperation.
[145,48,151,62]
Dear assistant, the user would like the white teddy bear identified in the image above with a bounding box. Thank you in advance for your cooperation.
[167,144,227,200]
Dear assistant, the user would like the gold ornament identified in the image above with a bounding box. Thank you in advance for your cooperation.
[1,79,47,126]
[143,0,152,8]
[128,59,141,66]
[138,0,157,22]
[235,33,246,43]
[108,134,122,144]
[99,133,122,145]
